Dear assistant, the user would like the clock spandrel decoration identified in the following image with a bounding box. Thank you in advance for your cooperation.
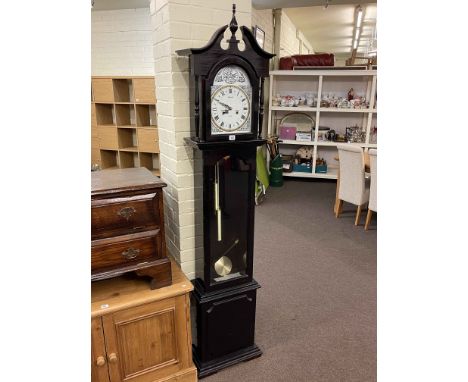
[177,4,274,378]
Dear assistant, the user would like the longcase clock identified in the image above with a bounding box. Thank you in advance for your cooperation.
[177,4,274,378]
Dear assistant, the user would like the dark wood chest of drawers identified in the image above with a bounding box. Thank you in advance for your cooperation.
[91,168,172,289]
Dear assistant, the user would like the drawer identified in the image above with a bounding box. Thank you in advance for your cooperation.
[137,128,159,153]
[92,192,161,239]
[133,78,156,103]
[92,78,114,102]
[98,126,118,150]
[91,229,162,270]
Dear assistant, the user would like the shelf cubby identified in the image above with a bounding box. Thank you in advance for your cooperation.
[119,151,139,168]
[139,152,160,174]
[100,150,119,169]
[272,74,319,98]
[115,104,136,126]
[136,104,157,127]
[118,128,138,151]
[95,103,115,126]
[320,75,372,101]
[97,126,119,150]
[113,79,133,102]
[317,113,368,138]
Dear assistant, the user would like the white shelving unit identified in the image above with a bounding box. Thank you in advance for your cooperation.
[267,69,377,180]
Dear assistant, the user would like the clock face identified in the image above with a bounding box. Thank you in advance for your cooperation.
[211,65,252,135]
[211,85,251,132]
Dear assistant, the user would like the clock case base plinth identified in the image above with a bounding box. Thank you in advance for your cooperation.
[192,278,262,378]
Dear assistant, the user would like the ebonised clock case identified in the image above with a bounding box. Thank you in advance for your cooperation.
[176,10,273,143]
[178,4,274,378]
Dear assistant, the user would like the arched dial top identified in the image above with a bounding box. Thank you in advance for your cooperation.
[210,65,252,135]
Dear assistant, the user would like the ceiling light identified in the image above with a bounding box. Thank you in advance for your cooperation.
[354,28,360,42]
[356,7,363,28]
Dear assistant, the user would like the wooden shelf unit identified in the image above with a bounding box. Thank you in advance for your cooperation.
[91,76,160,175]
[267,69,377,180]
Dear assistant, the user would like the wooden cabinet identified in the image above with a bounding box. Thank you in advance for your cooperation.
[91,77,160,176]
[91,167,172,290]
[91,261,197,382]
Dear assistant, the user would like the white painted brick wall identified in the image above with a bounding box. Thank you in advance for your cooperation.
[280,11,314,57]
[251,8,274,54]
[150,0,251,280]
[92,8,155,76]
[251,8,274,136]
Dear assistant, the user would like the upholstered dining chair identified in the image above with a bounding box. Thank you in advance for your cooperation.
[365,149,377,230]
[336,144,370,225]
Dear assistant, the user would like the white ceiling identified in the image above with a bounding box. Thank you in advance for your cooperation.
[92,0,149,11]
[92,0,377,61]
[284,2,377,60]
[252,0,369,9]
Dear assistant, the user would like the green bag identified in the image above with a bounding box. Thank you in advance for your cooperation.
[255,148,269,205]
[269,154,283,187]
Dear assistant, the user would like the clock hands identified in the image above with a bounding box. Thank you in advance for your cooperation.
[216,99,232,111]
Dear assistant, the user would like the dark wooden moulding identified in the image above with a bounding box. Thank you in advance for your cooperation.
[91,167,172,289]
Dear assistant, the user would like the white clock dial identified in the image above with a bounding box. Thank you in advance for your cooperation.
[211,85,251,132]
[210,65,252,135]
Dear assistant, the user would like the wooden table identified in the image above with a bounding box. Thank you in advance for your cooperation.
[333,152,370,215]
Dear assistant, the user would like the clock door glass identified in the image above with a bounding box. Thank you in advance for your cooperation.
[211,65,252,135]
[210,154,251,285]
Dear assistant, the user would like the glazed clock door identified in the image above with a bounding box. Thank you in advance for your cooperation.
[207,149,255,288]
[210,65,252,136]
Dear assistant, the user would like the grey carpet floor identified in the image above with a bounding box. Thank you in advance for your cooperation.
[204,179,377,382]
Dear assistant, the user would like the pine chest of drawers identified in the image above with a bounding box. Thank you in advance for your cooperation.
[91,168,172,289]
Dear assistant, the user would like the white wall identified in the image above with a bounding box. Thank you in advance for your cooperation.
[280,10,314,57]
[91,8,154,76]
[150,0,252,280]
[251,8,274,54]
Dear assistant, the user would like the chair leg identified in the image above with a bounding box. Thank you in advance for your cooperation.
[333,197,339,215]
[334,171,340,214]
[335,200,343,218]
[365,210,373,230]
[355,205,362,226]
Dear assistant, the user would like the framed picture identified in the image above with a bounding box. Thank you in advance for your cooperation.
[253,26,265,49]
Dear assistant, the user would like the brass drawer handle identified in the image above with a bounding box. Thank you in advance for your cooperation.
[122,248,140,260]
[117,206,136,220]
